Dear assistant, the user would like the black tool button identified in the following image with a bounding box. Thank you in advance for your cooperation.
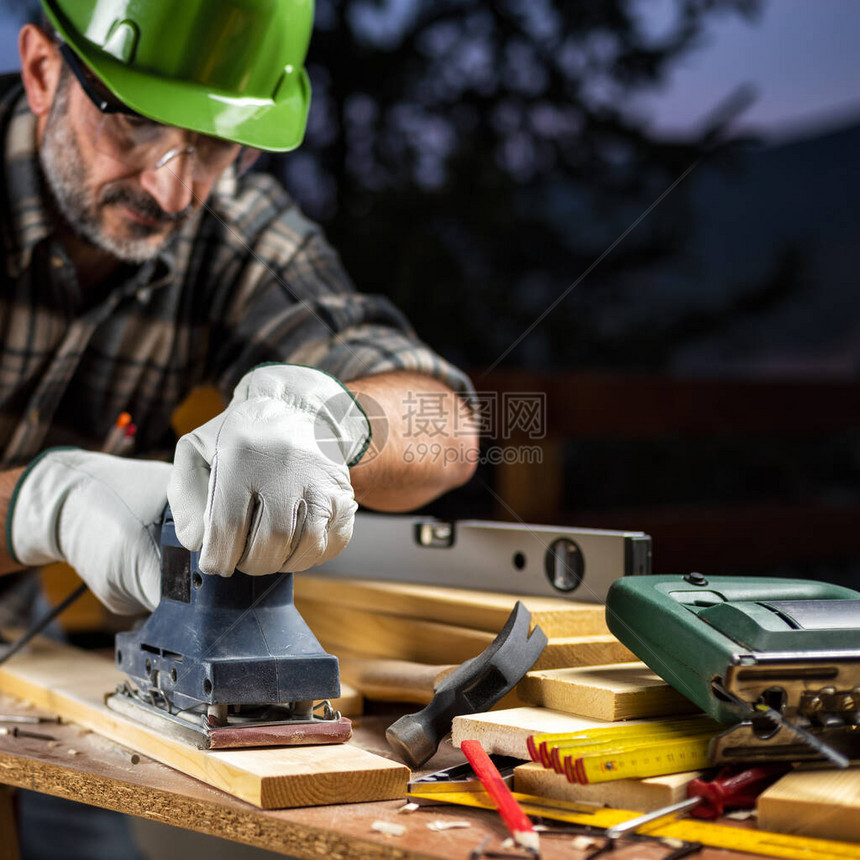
[684,571,709,586]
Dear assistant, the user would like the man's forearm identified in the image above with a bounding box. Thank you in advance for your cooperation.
[347,372,478,511]
[0,466,27,574]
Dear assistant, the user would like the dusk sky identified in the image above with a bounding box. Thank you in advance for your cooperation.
[633,0,860,141]
[0,1,857,142]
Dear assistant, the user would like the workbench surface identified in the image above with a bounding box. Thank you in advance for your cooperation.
[0,693,771,860]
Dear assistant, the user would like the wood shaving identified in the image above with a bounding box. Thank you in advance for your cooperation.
[398,802,420,814]
[660,837,686,849]
[427,820,471,831]
[67,749,79,756]
[570,835,600,850]
[725,808,756,821]
[371,821,406,837]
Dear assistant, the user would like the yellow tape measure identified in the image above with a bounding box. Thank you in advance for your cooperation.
[528,715,720,767]
[530,716,721,784]
[407,790,860,860]
[572,735,714,783]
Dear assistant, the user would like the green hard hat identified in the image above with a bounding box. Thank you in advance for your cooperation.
[40,0,313,152]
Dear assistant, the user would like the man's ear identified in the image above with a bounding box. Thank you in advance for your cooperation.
[19,24,62,119]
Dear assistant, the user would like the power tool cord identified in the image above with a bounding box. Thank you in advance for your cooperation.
[0,582,89,667]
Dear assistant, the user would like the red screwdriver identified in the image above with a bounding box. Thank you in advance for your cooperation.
[603,762,792,840]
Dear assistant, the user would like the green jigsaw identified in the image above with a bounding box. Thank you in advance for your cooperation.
[606,574,860,765]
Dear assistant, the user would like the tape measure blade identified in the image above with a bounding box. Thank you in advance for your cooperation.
[408,790,860,860]
[648,817,860,860]
[535,715,719,754]
[579,736,714,784]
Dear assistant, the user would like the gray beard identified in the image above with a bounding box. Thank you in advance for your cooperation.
[38,85,184,264]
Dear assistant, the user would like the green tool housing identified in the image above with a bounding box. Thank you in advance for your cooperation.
[606,574,860,763]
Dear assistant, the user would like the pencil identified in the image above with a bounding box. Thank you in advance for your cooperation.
[460,739,539,854]
[103,412,132,454]
[116,422,137,456]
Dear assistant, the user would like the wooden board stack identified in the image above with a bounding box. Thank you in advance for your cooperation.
[295,576,613,638]
[758,767,860,843]
[29,576,824,822]
[296,578,857,838]
[450,706,707,810]
[295,577,715,813]
[518,663,698,721]
[294,575,634,669]
[294,577,692,715]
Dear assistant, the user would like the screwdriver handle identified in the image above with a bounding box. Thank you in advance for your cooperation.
[687,763,792,819]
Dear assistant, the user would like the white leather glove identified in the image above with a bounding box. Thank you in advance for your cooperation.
[168,364,371,577]
[7,449,171,614]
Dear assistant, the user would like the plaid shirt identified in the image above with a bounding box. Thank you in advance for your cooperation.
[0,75,471,467]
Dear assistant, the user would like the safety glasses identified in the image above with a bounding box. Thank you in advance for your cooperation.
[59,43,258,181]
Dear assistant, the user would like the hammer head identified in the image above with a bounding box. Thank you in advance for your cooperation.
[385,601,547,769]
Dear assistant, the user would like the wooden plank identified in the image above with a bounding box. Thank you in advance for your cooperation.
[518,662,698,720]
[337,655,451,704]
[757,767,860,843]
[333,683,364,717]
[0,639,405,809]
[514,762,703,812]
[451,707,652,759]
[336,655,527,710]
[295,576,609,638]
[297,600,630,666]
[532,636,635,670]
[300,603,497,664]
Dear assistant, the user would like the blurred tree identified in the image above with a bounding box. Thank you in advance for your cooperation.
[5,0,763,370]
[269,0,762,370]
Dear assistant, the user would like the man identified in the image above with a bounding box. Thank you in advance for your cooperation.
[0,0,477,609]
[0,1,476,855]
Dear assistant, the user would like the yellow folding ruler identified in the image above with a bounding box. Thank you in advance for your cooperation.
[406,790,860,860]
[528,715,722,784]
